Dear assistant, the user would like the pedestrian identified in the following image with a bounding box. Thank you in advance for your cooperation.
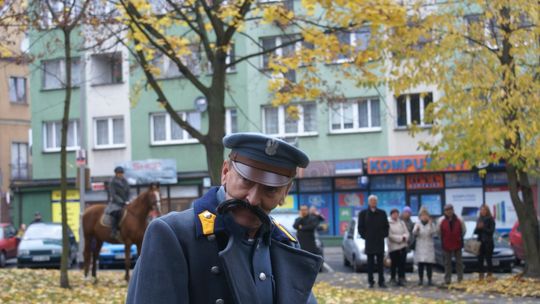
[30,212,42,224]
[309,206,327,232]
[16,223,26,239]
[127,133,322,303]
[475,204,495,281]
[438,203,466,284]
[294,205,321,255]
[358,195,389,288]
[106,166,130,239]
[401,206,415,252]
[388,208,409,286]
[413,208,436,286]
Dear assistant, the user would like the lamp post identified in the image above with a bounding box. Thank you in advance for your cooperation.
[477,160,489,206]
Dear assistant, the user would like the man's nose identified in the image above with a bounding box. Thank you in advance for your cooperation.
[245,185,262,206]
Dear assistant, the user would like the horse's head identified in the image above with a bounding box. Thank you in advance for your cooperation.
[148,182,162,216]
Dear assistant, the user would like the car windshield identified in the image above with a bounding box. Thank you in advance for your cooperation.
[23,225,62,240]
[0,227,4,238]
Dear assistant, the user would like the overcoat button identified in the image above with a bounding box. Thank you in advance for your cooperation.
[211,266,220,274]
[259,272,267,281]
[207,234,216,241]
[215,299,224,304]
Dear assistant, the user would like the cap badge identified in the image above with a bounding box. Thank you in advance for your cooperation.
[265,139,279,156]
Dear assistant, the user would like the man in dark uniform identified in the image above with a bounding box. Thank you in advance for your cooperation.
[358,194,389,288]
[294,205,321,255]
[107,166,130,238]
[127,133,323,304]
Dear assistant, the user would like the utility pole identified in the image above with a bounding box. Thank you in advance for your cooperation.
[77,54,87,265]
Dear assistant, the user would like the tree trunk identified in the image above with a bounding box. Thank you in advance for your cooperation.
[59,28,73,289]
[505,165,540,278]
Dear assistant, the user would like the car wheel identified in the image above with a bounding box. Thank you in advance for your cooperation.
[0,252,6,268]
[343,255,351,267]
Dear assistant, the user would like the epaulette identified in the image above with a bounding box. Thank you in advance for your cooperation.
[271,218,297,243]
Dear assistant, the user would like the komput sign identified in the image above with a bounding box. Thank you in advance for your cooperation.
[367,155,469,175]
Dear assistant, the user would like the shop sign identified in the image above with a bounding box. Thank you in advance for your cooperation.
[116,159,178,185]
[367,155,469,174]
[299,159,363,178]
[406,174,444,190]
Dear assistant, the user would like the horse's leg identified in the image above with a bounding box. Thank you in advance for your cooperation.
[124,242,132,281]
[92,240,103,283]
[83,236,92,278]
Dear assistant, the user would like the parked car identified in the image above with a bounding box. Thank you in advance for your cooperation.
[342,218,414,272]
[509,221,524,263]
[17,223,78,268]
[99,242,138,269]
[0,223,18,267]
[434,221,514,272]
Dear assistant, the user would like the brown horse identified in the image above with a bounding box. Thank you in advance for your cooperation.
[82,185,161,282]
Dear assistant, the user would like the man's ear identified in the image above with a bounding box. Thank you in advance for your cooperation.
[221,160,230,185]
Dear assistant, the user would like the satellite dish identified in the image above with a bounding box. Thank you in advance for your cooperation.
[194,96,208,112]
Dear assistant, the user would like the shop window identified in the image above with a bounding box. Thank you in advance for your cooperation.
[485,172,508,185]
[298,178,332,192]
[370,191,406,215]
[445,172,482,188]
[335,191,367,235]
[370,175,406,190]
[299,193,333,235]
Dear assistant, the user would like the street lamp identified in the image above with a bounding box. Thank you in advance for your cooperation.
[476,160,489,206]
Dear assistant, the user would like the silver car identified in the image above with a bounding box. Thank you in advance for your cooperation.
[342,217,414,272]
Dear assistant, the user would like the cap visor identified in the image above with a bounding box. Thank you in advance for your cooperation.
[231,161,291,187]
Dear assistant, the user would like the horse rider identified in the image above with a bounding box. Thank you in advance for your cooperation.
[108,166,130,238]
[127,132,323,304]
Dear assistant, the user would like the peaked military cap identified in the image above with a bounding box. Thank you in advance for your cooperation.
[223,132,309,187]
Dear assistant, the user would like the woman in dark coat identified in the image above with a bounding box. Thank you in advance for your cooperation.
[475,205,496,280]
[294,205,321,255]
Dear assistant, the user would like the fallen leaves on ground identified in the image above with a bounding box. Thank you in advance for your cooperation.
[449,275,540,298]
[0,269,127,304]
[314,282,457,303]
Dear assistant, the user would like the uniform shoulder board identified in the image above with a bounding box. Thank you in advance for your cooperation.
[197,210,216,235]
[271,218,297,243]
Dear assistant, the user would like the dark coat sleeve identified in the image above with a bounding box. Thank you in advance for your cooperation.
[293,217,302,230]
[382,211,389,238]
[357,211,366,239]
[126,218,190,304]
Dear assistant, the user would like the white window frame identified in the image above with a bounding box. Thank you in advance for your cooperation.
[42,58,81,90]
[225,108,238,135]
[42,120,80,152]
[260,35,302,69]
[329,98,382,134]
[150,111,200,145]
[396,92,433,128]
[8,76,27,103]
[262,104,318,138]
[333,27,371,64]
[93,116,125,149]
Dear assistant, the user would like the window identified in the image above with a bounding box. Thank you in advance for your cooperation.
[40,0,82,28]
[42,58,81,90]
[464,14,501,50]
[43,120,80,151]
[152,55,181,79]
[8,77,27,103]
[150,111,201,144]
[396,92,433,127]
[330,98,381,132]
[225,108,238,134]
[94,117,125,148]
[91,52,123,85]
[263,103,317,137]
[334,27,371,63]
[260,35,301,69]
[259,0,294,10]
[11,142,29,179]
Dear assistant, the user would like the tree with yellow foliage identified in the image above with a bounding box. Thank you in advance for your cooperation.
[315,0,540,277]
[116,0,404,185]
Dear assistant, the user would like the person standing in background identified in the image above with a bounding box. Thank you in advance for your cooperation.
[475,205,496,281]
[294,205,321,255]
[388,208,409,286]
[438,204,466,285]
[413,208,437,286]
